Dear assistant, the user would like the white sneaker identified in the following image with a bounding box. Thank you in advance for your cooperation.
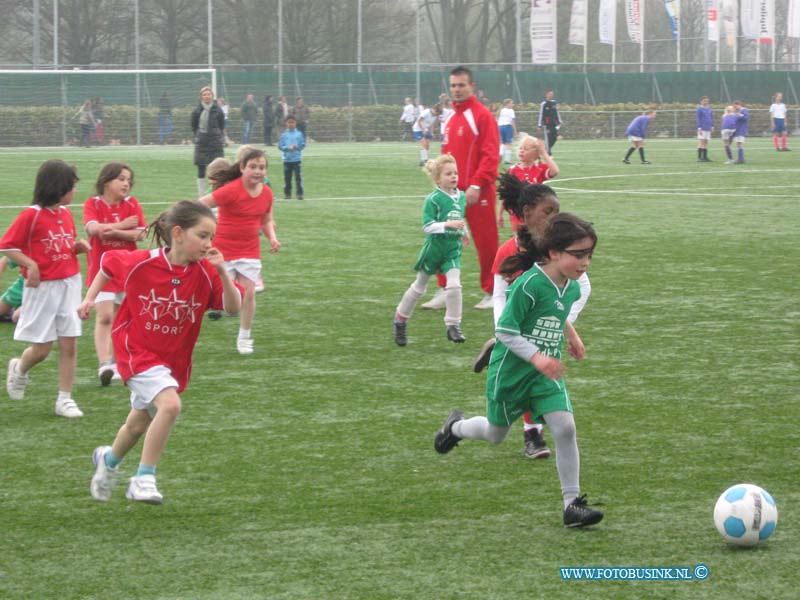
[724,160,733,165]
[255,275,265,293]
[90,446,118,502]
[112,366,122,381]
[237,337,254,355]
[126,474,163,504]
[55,396,84,418]
[474,293,494,309]
[421,288,447,310]
[6,358,29,400]
[98,362,116,386]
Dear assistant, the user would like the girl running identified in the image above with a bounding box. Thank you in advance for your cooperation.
[82,201,242,504]
[393,154,469,346]
[83,162,147,385]
[435,213,603,528]
[198,146,280,354]
[1,159,90,418]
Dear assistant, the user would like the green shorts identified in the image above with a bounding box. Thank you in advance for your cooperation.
[413,241,461,275]
[486,377,573,427]
[1,275,23,309]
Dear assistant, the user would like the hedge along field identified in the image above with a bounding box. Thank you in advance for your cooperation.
[0,103,788,147]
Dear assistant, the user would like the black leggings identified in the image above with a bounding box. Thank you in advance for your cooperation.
[197,165,207,178]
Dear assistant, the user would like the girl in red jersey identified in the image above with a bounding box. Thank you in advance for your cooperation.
[502,136,559,231]
[83,163,147,385]
[198,146,280,355]
[81,201,242,504]
[473,175,590,459]
[1,159,90,418]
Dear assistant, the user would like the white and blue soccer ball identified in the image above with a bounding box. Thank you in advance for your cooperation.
[713,483,778,547]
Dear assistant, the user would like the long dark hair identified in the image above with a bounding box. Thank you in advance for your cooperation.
[539,213,597,256]
[148,201,215,248]
[497,172,558,220]
[95,162,134,196]
[33,160,79,207]
[498,225,544,279]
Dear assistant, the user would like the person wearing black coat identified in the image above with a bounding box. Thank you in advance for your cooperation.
[263,95,275,145]
[190,86,226,196]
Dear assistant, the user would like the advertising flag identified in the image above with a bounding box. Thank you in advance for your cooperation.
[569,0,588,46]
[599,0,618,44]
[707,0,719,41]
[531,0,558,64]
[625,0,642,43]
[664,1,681,41]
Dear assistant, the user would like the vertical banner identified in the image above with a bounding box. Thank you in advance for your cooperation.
[531,0,558,64]
[707,0,719,41]
[790,0,800,38]
[599,0,618,44]
[721,0,738,47]
[569,0,588,46]
[740,0,759,39]
[625,0,642,43]
[664,1,681,41]
[757,0,774,44]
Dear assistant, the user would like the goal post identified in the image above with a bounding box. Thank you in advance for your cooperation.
[0,68,216,147]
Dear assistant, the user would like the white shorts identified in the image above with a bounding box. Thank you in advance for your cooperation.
[733,135,746,144]
[697,130,711,141]
[721,129,735,141]
[628,135,643,143]
[14,274,82,343]
[96,290,125,305]
[128,365,179,417]
[224,258,261,283]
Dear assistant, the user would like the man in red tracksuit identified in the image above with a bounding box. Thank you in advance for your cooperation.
[424,66,500,311]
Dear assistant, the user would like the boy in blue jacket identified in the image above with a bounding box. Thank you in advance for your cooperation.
[622,110,656,165]
[279,115,306,200]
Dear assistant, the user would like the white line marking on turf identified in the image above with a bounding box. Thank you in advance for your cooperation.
[552,186,798,199]
[556,168,800,183]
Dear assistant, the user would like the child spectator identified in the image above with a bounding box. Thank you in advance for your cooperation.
[769,92,790,152]
[696,96,714,162]
[412,103,442,166]
[83,162,147,385]
[393,154,468,346]
[278,116,306,200]
[731,100,749,164]
[82,201,242,504]
[622,110,656,164]
[0,160,90,417]
[199,146,280,354]
[496,99,517,164]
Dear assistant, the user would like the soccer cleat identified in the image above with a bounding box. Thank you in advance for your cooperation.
[524,428,551,459]
[237,337,254,355]
[98,362,116,386]
[621,158,630,164]
[90,446,118,502]
[421,288,447,310]
[563,495,604,528]
[783,148,791,152]
[55,396,84,418]
[472,338,496,373]
[474,293,494,310]
[393,320,407,346]
[724,160,733,165]
[297,195,304,200]
[254,276,265,293]
[446,324,466,343]
[434,410,464,454]
[640,160,651,165]
[207,310,223,321]
[6,358,28,400]
[126,475,163,504]
[734,160,745,164]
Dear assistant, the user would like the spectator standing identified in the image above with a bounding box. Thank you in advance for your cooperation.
[538,89,562,154]
[159,92,173,144]
[278,116,306,200]
[92,98,105,144]
[291,97,311,139]
[76,99,96,147]
[218,98,230,144]
[695,96,714,162]
[275,95,289,136]
[240,94,258,145]
[424,66,500,311]
[400,97,416,141]
[190,86,226,197]
[262,95,275,145]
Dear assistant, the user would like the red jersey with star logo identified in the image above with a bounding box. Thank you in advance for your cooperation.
[506,162,552,230]
[0,205,80,280]
[101,248,228,391]
[212,178,273,260]
[83,195,146,292]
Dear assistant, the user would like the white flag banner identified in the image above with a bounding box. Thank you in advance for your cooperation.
[599,0,618,44]
[707,0,719,41]
[569,0,588,46]
[721,0,738,47]
[790,0,800,38]
[625,0,642,43]
[531,0,558,64]
[740,0,759,39]
[664,0,681,41]
[757,0,774,43]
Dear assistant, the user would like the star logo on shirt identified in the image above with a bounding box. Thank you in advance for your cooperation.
[139,289,168,320]
[40,227,75,254]
[138,288,203,324]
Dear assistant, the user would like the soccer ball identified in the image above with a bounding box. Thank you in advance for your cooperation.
[713,484,778,547]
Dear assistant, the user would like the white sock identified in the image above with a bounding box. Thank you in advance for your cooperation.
[523,422,544,432]
[543,411,581,510]
[57,390,71,401]
[420,149,428,161]
[238,328,251,340]
[196,178,207,198]
[443,269,462,326]
[452,416,510,444]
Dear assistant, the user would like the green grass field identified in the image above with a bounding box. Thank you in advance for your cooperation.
[0,139,797,599]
